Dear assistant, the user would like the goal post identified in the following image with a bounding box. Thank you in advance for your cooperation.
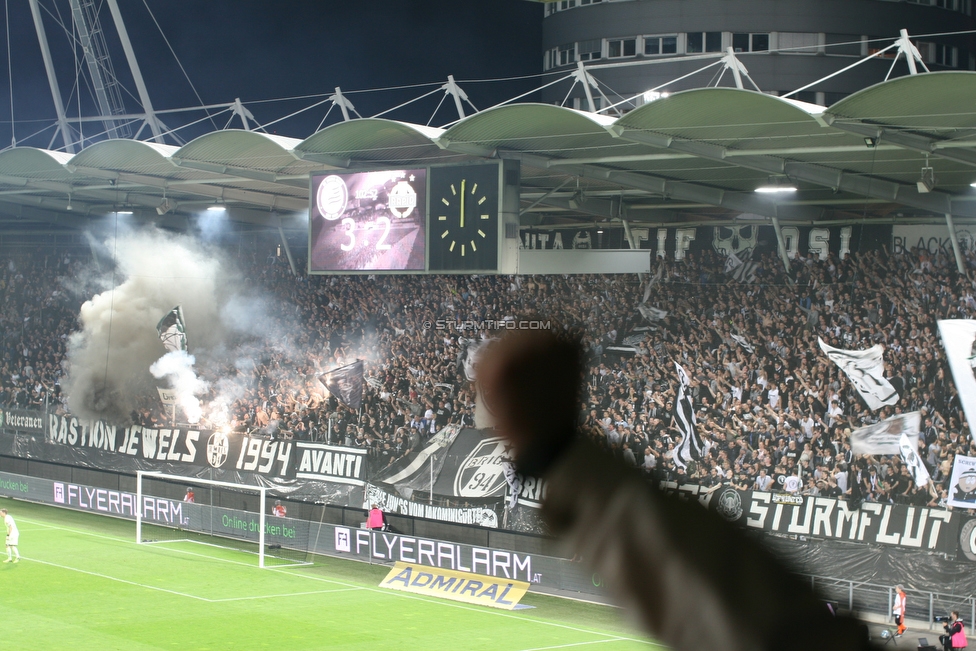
[135,471,310,568]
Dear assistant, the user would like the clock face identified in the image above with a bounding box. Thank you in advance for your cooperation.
[428,164,500,272]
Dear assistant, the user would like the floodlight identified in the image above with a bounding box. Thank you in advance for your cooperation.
[864,137,877,148]
[206,205,226,212]
[156,197,173,215]
[755,177,797,193]
[642,90,671,103]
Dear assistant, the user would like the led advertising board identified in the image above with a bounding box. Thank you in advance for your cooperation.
[309,169,427,272]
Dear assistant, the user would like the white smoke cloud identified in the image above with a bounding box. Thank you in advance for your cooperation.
[149,351,209,424]
[63,228,230,423]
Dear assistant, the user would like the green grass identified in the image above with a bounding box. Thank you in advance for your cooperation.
[0,498,657,651]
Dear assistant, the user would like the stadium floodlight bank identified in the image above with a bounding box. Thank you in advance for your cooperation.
[136,471,311,568]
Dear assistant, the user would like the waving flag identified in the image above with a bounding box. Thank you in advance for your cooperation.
[850,412,920,456]
[672,363,702,469]
[318,360,364,411]
[899,432,931,488]
[818,338,898,410]
[156,306,187,353]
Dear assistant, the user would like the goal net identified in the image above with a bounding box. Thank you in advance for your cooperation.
[136,471,311,568]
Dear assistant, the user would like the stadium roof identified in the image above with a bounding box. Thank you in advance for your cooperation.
[1,71,976,232]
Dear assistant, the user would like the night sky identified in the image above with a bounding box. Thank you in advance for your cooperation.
[2,0,543,147]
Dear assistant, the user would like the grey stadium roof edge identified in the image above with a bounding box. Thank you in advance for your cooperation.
[2,71,976,234]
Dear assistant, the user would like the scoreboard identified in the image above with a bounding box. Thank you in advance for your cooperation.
[308,162,519,274]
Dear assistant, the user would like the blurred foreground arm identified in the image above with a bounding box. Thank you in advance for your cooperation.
[479,330,874,651]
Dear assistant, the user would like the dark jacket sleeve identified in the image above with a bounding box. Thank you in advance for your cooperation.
[541,439,876,651]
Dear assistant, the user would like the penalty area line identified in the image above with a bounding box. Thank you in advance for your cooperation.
[209,587,362,603]
[270,566,652,645]
[22,556,213,602]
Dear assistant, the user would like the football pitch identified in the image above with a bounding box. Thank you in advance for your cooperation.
[0,499,657,651]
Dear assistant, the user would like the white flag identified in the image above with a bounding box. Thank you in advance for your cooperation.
[730,334,755,354]
[156,306,187,354]
[849,412,920,456]
[638,305,669,322]
[818,338,899,410]
[899,432,930,488]
[938,320,976,442]
[641,264,663,304]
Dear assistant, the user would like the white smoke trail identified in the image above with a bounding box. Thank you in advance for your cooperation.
[149,350,209,424]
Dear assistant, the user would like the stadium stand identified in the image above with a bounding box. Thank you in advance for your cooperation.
[1,241,974,511]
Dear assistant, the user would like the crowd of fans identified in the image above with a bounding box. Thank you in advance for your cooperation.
[1,236,975,511]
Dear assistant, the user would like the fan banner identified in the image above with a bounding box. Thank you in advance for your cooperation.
[44,412,294,479]
[818,338,899,410]
[364,483,499,528]
[938,320,976,442]
[948,455,976,510]
[704,487,959,554]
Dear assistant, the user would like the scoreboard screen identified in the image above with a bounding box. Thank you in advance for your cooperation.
[309,169,427,272]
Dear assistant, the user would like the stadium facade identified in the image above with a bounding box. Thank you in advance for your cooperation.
[537,0,976,108]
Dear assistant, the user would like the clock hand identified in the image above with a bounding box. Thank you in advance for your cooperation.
[460,179,466,229]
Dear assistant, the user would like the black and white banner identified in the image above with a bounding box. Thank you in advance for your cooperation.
[818,338,899,410]
[295,442,368,485]
[46,413,293,479]
[849,412,920,456]
[672,363,702,469]
[708,487,957,553]
[0,408,45,434]
[948,455,976,509]
[364,483,499,528]
[938,320,976,442]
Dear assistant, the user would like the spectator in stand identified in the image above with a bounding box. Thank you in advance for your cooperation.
[271,500,286,517]
[183,488,195,503]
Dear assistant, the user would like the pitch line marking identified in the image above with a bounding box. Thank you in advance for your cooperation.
[19,512,654,645]
[270,567,654,645]
[209,587,361,603]
[517,639,640,651]
[22,556,212,602]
